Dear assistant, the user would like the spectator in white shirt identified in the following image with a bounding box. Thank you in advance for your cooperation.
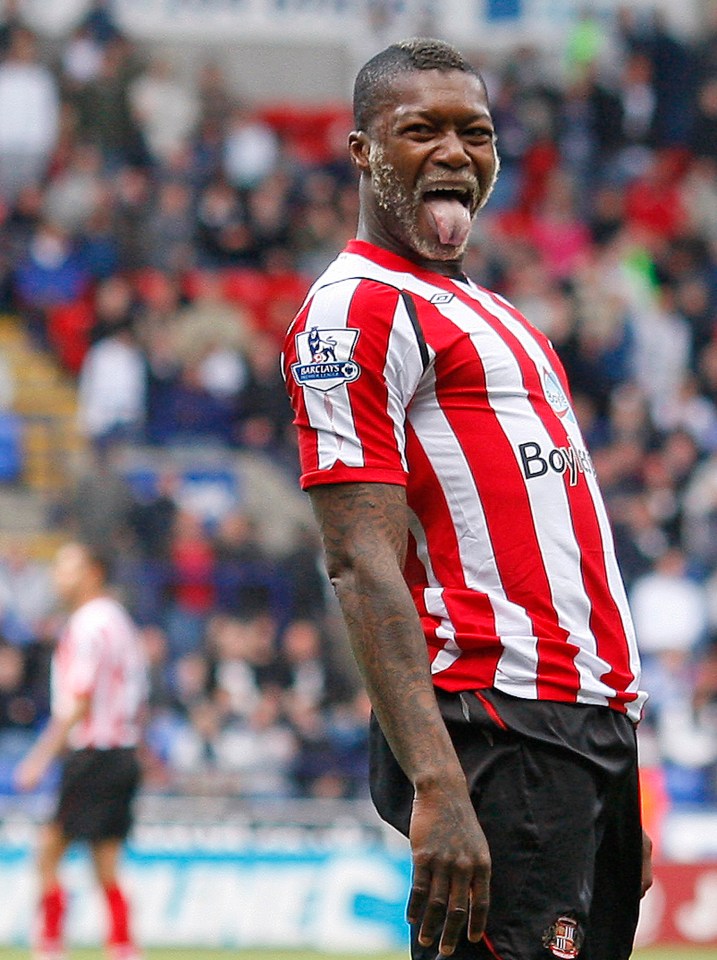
[77,324,146,447]
[0,29,59,201]
[129,57,199,166]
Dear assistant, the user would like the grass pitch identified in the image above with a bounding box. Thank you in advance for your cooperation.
[0,948,715,959]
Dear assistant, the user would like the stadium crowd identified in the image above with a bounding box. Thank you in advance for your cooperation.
[1,1,717,824]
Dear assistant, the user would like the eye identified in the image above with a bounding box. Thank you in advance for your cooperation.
[402,122,435,139]
[463,126,495,144]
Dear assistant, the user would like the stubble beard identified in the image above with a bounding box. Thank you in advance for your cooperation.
[368,142,500,261]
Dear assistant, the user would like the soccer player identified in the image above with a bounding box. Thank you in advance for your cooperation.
[16,542,147,960]
[283,39,652,960]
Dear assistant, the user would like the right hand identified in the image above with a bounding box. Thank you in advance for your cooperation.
[407,780,491,957]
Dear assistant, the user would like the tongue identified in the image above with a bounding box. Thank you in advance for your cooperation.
[424,196,472,248]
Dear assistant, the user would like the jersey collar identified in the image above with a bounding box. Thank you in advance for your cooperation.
[345,239,472,288]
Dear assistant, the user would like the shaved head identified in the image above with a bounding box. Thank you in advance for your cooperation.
[353,37,486,133]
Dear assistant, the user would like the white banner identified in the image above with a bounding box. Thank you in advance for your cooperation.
[0,840,411,950]
[2,835,717,950]
[20,0,700,43]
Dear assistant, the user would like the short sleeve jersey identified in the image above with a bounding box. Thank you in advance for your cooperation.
[283,240,646,722]
[52,595,147,749]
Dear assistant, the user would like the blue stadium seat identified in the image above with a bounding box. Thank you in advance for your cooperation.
[0,412,23,482]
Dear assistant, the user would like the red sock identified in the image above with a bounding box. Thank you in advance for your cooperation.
[40,885,66,942]
[103,883,132,946]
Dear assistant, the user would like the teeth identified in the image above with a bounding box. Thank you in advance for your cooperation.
[425,185,470,199]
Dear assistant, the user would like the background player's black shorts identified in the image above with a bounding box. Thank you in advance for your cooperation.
[54,747,141,841]
[370,688,643,960]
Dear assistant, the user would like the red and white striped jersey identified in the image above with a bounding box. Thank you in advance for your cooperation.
[283,240,646,722]
[52,595,147,749]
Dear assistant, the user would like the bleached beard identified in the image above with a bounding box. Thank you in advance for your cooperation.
[368,142,500,261]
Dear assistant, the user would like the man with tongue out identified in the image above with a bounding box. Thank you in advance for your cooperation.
[283,38,651,960]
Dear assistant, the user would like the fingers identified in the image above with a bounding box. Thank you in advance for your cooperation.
[406,862,431,930]
[407,862,490,957]
[467,874,490,943]
[418,871,450,949]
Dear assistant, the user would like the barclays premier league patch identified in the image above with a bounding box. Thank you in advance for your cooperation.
[291,326,361,392]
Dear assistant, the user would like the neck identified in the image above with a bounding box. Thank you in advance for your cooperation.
[69,585,106,612]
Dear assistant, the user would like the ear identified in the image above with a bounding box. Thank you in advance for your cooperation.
[348,130,371,172]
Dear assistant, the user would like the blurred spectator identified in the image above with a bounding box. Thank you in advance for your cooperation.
[129,470,179,560]
[169,650,212,716]
[212,613,284,720]
[280,618,352,711]
[60,24,105,89]
[72,40,144,170]
[223,104,279,191]
[0,29,59,201]
[691,76,717,161]
[169,691,295,798]
[236,333,294,453]
[246,171,293,264]
[79,0,123,47]
[0,543,54,640]
[0,0,22,57]
[164,510,217,657]
[77,317,146,447]
[529,169,592,279]
[138,624,174,712]
[0,641,41,731]
[61,448,135,550]
[144,181,195,273]
[641,646,717,805]
[195,179,254,267]
[630,548,709,656]
[281,523,328,621]
[682,451,717,568]
[13,221,90,319]
[113,165,152,269]
[288,690,370,799]
[43,142,105,234]
[129,57,199,166]
[197,62,233,131]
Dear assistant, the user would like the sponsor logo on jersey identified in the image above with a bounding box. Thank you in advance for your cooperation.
[542,915,583,958]
[291,326,361,392]
[430,292,454,305]
[518,439,596,486]
[542,367,575,423]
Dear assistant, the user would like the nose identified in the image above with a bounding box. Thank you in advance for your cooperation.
[433,129,471,168]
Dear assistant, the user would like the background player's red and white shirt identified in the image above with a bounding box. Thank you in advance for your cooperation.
[52,595,147,749]
[283,239,647,722]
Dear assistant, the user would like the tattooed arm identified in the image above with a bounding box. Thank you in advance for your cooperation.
[309,481,491,956]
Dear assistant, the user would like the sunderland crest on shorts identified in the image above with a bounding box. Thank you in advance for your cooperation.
[291,326,361,392]
[542,915,583,958]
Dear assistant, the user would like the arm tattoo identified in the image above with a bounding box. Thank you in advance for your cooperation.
[310,482,463,788]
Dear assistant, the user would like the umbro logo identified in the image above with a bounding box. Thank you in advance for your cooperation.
[430,293,454,305]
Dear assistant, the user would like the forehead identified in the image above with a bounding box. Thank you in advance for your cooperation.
[375,68,491,127]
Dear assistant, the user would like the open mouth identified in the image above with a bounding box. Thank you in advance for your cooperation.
[420,184,476,248]
[421,184,475,209]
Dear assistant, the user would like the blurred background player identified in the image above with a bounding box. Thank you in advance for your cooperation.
[16,541,147,960]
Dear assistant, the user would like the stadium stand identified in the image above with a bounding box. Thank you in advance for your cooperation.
[0,2,715,841]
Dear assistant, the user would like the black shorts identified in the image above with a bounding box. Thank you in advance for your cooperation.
[369,689,643,960]
[54,747,141,842]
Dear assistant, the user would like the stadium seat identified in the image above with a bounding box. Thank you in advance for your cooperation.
[0,412,24,482]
